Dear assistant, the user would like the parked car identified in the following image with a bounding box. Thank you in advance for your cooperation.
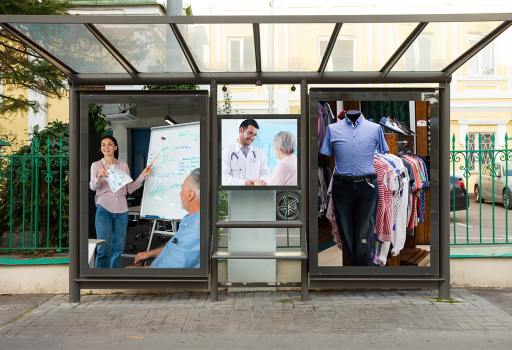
[276,191,300,220]
[474,162,512,210]
[450,175,470,212]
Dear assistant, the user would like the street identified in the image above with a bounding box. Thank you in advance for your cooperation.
[451,201,512,244]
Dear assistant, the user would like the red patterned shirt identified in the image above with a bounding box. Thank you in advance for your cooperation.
[374,157,395,241]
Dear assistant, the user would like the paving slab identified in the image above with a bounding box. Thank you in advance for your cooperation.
[0,294,53,328]
[1,289,511,338]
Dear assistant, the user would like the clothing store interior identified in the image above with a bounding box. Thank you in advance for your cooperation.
[317,100,432,268]
[82,94,204,269]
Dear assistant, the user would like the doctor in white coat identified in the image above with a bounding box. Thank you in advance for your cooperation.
[222,119,271,186]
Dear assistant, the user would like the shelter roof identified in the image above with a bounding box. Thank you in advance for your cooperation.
[1,15,511,85]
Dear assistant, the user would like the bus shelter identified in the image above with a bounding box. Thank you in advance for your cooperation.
[1,14,511,303]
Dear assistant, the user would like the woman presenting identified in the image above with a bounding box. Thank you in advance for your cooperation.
[255,131,297,186]
[89,135,152,268]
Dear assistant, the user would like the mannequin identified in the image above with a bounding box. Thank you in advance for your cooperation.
[346,110,361,124]
[320,107,389,266]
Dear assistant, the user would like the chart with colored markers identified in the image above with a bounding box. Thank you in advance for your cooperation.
[140,122,200,220]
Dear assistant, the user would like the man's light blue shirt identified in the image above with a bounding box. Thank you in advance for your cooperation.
[320,116,389,176]
[150,212,200,268]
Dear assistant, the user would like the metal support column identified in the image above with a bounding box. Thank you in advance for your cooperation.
[68,83,80,303]
[300,79,309,301]
[439,79,451,299]
[210,79,219,301]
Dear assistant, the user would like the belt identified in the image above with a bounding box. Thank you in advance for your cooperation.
[334,173,377,182]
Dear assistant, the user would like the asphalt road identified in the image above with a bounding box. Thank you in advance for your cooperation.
[1,330,511,350]
[450,200,512,244]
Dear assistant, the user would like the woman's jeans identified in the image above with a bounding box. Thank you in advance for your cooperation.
[331,175,379,266]
[95,205,129,268]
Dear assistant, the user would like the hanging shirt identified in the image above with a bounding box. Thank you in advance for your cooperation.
[318,104,326,150]
[373,156,395,241]
[150,212,200,268]
[320,115,389,176]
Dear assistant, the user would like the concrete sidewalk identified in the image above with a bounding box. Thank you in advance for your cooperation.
[1,289,511,338]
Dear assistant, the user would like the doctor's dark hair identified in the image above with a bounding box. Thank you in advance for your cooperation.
[239,119,259,132]
[98,135,119,160]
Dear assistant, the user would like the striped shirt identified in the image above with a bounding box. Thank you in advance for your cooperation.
[373,156,395,241]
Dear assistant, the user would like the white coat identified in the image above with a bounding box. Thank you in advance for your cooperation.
[221,140,271,186]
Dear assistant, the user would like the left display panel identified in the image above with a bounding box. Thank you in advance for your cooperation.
[79,92,209,277]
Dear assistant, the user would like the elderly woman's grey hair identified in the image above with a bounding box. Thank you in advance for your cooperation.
[187,168,200,202]
[273,131,296,154]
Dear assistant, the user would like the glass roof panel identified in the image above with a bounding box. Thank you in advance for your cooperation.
[181,24,256,72]
[260,23,336,72]
[326,23,418,72]
[95,24,192,73]
[11,23,126,73]
[392,21,503,72]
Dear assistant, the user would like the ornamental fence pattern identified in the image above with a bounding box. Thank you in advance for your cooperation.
[0,137,69,251]
[450,133,511,245]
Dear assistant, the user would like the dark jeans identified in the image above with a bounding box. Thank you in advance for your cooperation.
[95,205,129,268]
[331,175,379,266]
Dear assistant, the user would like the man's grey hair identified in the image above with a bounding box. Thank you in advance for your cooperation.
[273,131,296,154]
[187,168,200,203]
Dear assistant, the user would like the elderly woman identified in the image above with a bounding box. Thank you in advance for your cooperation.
[256,131,297,186]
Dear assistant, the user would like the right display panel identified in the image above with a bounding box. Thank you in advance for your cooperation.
[309,90,440,275]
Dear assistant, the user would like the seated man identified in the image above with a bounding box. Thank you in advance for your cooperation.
[128,168,200,268]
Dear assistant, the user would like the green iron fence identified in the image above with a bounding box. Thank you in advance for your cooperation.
[450,133,511,245]
[0,137,69,251]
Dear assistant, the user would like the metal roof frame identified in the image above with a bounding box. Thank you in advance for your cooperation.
[2,14,512,85]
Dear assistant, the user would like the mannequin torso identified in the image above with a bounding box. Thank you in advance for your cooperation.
[346,110,361,124]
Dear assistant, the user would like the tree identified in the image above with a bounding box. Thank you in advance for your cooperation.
[0,0,75,118]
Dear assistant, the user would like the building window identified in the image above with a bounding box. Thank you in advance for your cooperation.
[319,38,355,71]
[404,35,432,71]
[467,38,494,76]
[468,132,495,171]
[228,38,254,72]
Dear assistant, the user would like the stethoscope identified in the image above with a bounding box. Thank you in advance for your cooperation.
[230,150,257,172]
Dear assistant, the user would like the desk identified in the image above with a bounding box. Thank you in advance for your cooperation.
[128,205,141,216]
[88,239,106,268]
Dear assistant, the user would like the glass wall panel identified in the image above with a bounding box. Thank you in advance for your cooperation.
[325,23,418,72]
[95,24,192,73]
[12,23,125,73]
[392,21,502,72]
[311,94,438,272]
[260,23,336,72]
[181,24,256,72]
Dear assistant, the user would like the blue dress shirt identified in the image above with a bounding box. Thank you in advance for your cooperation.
[150,212,200,268]
[320,116,389,176]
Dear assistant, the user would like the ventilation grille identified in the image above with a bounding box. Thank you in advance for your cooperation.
[103,112,139,122]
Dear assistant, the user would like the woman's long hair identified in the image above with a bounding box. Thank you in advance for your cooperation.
[98,135,119,160]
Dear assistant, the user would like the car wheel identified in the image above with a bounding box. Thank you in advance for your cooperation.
[276,192,300,220]
[504,189,512,210]
[474,185,485,203]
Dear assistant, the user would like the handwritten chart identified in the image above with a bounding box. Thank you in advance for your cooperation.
[105,168,133,193]
[140,122,200,220]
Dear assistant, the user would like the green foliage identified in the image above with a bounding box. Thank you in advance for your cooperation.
[0,121,69,249]
[89,104,111,138]
[218,89,233,115]
[217,191,228,241]
[143,85,200,91]
[0,0,75,118]
[218,88,241,115]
